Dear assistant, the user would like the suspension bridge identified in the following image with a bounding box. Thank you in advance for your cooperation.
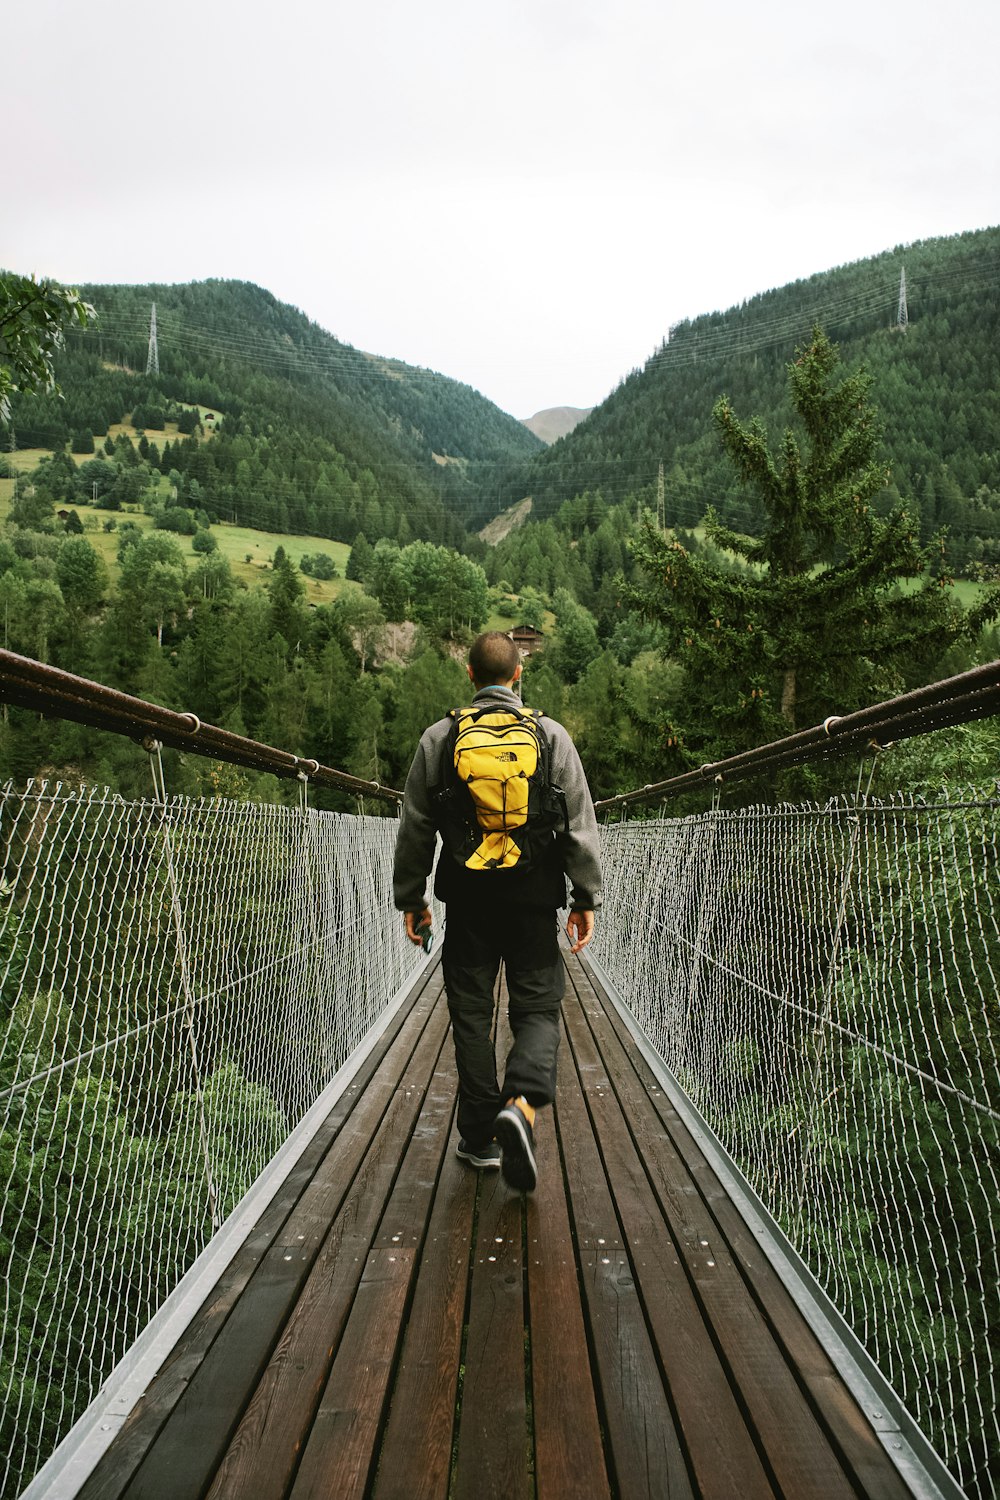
[0,650,997,1500]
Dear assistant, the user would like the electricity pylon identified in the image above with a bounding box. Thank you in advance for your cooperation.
[896,268,908,333]
[146,302,159,374]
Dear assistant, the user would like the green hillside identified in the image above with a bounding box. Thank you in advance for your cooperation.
[6,278,542,548]
[467,227,1000,571]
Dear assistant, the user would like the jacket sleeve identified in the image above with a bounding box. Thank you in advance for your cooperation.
[549,723,603,911]
[392,731,440,912]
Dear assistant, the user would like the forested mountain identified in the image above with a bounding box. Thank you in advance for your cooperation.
[466,227,1000,572]
[1,229,998,806]
[9,231,998,565]
[6,278,542,548]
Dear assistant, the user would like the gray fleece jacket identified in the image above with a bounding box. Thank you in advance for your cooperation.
[392,685,603,914]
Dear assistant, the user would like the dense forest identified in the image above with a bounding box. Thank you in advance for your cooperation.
[1,227,998,805]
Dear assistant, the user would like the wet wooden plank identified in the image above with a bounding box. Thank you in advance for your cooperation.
[554,1009,695,1499]
[80,968,444,1500]
[580,960,915,1500]
[562,974,776,1500]
[526,1140,611,1500]
[493,961,611,1499]
[204,1002,451,1500]
[448,967,530,1500]
[289,1248,415,1500]
[453,1175,529,1500]
[370,1149,476,1500]
[373,978,506,1500]
[118,982,448,1500]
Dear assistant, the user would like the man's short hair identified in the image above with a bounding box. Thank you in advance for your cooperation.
[469,631,520,686]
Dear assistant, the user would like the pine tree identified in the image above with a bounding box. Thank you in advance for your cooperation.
[266,546,307,657]
[627,328,999,759]
[346,531,374,584]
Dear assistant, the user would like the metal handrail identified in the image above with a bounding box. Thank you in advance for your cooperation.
[4,647,998,816]
[595,658,1000,811]
[0,648,403,804]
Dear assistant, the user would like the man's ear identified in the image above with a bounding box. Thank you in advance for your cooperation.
[467,664,476,685]
[512,662,523,683]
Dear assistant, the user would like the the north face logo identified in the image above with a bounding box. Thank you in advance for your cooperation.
[495,750,518,762]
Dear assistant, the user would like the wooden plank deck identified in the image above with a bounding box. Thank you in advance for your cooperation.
[73,951,921,1500]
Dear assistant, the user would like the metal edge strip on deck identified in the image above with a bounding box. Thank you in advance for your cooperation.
[582,949,971,1500]
[18,954,439,1500]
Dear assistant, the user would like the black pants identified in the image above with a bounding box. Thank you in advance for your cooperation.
[441,901,564,1147]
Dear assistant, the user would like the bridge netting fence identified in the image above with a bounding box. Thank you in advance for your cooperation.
[594,788,999,1500]
[0,781,418,1499]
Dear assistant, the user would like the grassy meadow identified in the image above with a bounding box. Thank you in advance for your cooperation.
[0,442,353,605]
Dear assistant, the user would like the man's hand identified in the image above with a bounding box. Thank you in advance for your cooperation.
[566,909,595,954]
[405,908,433,947]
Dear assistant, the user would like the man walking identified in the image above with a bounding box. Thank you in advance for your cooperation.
[393,631,602,1192]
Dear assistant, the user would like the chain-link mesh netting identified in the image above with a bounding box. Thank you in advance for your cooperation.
[0,780,418,1499]
[594,789,1000,1499]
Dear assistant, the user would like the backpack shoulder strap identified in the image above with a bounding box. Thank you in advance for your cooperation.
[432,711,464,799]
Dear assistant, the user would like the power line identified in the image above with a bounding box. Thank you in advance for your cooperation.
[70,251,998,398]
[642,262,997,373]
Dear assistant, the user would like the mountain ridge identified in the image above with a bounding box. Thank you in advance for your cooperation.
[520,406,594,444]
[468,226,1000,566]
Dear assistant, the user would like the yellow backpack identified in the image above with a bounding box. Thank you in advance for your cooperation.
[436,704,566,873]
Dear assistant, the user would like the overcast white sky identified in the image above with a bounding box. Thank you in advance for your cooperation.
[5,0,998,417]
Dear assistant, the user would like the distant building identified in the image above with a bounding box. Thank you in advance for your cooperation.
[509,624,544,658]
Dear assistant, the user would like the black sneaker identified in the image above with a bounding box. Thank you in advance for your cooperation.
[494,1103,537,1192]
[456,1138,501,1169]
